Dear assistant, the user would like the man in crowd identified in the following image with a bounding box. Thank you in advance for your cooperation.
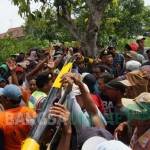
[108,46,125,77]
[116,92,150,150]
[136,36,147,58]
[1,40,150,150]
[28,72,53,110]
[99,49,114,76]
[0,84,36,150]
[142,48,150,66]
[99,80,127,133]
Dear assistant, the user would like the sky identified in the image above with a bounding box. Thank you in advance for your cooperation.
[0,0,150,34]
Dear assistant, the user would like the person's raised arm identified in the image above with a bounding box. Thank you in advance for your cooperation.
[61,73,105,128]
[26,57,49,81]
[6,59,19,85]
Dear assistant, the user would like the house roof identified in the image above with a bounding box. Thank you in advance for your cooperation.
[0,27,25,39]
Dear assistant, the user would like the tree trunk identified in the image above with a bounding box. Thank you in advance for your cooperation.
[56,0,111,57]
[83,0,111,57]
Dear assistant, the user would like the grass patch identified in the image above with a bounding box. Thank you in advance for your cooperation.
[145,37,150,47]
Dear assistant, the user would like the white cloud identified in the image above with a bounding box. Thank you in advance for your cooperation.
[0,0,24,33]
[145,0,150,6]
[0,0,41,33]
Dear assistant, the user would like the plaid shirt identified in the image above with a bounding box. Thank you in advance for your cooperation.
[112,53,125,77]
[130,128,150,150]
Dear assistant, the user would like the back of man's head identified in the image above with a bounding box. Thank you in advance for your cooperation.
[36,72,50,89]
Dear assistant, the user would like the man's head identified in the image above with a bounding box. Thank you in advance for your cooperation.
[98,73,114,91]
[136,36,145,50]
[82,73,96,93]
[100,50,113,66]
[91,65,106,79]
[105,81,126,103]
[122,92,150,127]
[29,79,37,93]
[16,53,25,63]
[107,46,116,56]
[0,84,22,109]
[36,72,52,94]
[28,48,38,61]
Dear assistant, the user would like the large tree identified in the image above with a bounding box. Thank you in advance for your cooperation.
[98,0,147,47]
[11,0,114,56]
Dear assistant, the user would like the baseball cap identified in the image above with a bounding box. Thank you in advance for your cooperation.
[100,50,111,58]
[119,80,132,87]
[0,64,9,73]
[136,35,146,41]
[126,60,141,71]
[1,84,22,104]
[106,80,126,93]
[81,73,90,80]
[126,69,148,86]
[82,136,131,150]
[122,92,150,121]
[107,45,115,50]
[82,136,107,150]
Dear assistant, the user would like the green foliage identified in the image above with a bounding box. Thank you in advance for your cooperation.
[0,36,49,62]
[25,8,74,42]
[10,0,150,54]
[143,6,150,31]
[145,37,150,47]
[98,0,149,47]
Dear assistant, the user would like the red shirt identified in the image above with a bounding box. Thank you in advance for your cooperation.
[91,94,104,113]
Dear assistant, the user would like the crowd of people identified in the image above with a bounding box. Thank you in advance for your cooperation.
[0,35,150,150]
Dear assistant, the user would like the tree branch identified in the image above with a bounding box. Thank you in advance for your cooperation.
[57,14,81,40]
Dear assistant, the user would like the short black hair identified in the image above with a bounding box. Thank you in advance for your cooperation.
[92,64,106,73]
[98,72,114,84]
[83,74,96,93]
[36,72,50,89]
[106,80,126,94]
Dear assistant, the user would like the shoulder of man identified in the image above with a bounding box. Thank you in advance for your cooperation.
[70,126,113,150]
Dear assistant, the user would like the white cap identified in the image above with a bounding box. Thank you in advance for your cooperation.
[136,35,146,41]
[97,140,131,150]
[82,136,107,150]
[126,60,141,71]
[82,136,131,150]
[81,73,90,80]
